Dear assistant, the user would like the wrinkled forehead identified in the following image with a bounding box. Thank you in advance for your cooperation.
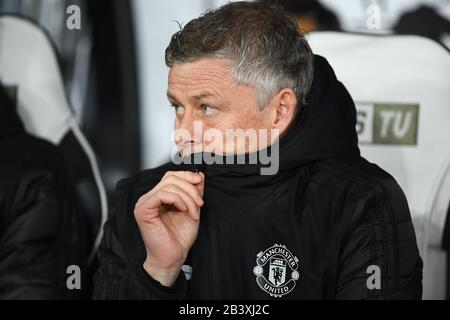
[167,58,236,99]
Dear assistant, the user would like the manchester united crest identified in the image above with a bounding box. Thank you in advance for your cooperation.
[253,244,300,298]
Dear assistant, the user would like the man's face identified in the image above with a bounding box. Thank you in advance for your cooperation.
[167,58,276,156]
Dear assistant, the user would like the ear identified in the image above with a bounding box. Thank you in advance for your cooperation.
[271,88,297,135]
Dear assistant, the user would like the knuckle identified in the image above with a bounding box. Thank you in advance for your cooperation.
[163,184,177,192]
[156,189,167,197]
[134,206,143,219]
[165,175,178,184]
[163,171,173,179]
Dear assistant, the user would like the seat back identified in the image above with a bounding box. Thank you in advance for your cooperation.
[0,15,107,263]
[308,31,450,299]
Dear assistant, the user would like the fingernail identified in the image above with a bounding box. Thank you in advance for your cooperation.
[193,173,201,180]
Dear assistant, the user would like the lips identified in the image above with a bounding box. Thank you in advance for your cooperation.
[178,142,204,155]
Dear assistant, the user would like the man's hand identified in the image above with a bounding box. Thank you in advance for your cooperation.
[134,171,205,287]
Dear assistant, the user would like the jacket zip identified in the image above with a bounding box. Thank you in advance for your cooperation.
[209,193,221,299]
[195,163,220,299]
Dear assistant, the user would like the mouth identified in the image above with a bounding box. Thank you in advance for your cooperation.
[177,141,204,155]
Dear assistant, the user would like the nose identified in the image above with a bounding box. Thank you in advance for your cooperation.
[174,110,197,145]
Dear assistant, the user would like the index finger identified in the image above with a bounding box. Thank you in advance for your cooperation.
[164,170,202,184]
[195,172,205,196]
[165,170,205,195]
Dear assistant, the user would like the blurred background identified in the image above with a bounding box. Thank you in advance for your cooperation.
[0,0,449,299]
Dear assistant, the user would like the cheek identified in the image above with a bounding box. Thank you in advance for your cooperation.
[209,109,267,132]
[201,104,271,133]
[202,113,233,132]
[240,108,271,130]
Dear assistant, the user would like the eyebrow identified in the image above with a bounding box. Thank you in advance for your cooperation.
[167,91,177,101]
[194,94,214,101]
[167,91,216,102]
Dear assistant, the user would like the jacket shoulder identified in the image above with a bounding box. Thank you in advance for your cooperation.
[0,133,69,208]
[313,156,406,204]
[310,156,412,227]
[0,133,62,166]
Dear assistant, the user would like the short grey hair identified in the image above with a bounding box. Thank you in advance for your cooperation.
[165,1,314,109]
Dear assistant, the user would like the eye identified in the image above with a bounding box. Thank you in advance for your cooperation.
[171,104,184,115]
[201,104,215,115]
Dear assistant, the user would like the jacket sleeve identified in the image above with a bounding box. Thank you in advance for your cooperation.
[92,196,188,300]
[335,182,423,300]
[0,169,65,299]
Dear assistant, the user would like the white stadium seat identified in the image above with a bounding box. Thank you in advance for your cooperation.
[0,15,107,264]
[308,31,450,299]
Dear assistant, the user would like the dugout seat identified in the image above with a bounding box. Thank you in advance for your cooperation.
[308,31,450,299]
[0,15,107,264]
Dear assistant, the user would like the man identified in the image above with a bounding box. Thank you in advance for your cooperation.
[94,2,422,299]
[0,82,88,299]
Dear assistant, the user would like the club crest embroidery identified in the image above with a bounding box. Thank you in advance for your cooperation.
[253,244,299,298]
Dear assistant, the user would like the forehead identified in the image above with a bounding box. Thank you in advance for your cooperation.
[168,58,235,98]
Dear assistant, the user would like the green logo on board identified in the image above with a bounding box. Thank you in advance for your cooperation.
[356,103,419,145]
